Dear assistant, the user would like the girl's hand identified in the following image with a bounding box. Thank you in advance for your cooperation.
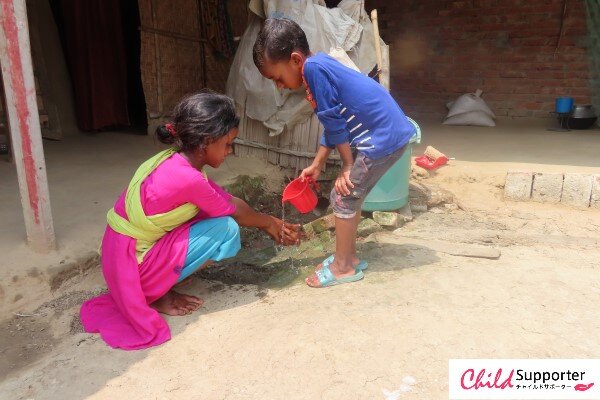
[265,217,302,246]
[335,164,354,196]
[300,164,321,182]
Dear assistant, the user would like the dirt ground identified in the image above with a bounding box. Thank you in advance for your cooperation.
[1,154,600,400]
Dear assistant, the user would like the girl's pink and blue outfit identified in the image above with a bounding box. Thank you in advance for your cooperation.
[80,150,240,350]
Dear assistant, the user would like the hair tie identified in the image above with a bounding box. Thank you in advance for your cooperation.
[165,123,177,137]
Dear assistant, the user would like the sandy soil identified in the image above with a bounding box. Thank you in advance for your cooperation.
[1,157,600,400]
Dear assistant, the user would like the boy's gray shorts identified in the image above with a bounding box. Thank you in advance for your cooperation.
[330,145,407,219]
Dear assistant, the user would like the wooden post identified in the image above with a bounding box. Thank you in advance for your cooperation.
[0,0,56,252]
[371,9,383,73]
[370,9,389,91]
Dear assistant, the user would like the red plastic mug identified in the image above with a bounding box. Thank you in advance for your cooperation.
[282,177,318,214]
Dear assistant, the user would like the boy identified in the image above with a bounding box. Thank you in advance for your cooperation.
[253,18,415,288]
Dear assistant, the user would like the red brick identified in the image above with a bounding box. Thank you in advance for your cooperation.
[566,88,592,96]
[520,101,544,110]
[499,71,528,78]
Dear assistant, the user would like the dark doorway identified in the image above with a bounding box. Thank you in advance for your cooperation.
[49,0,147,132]
[324,0,342,7]
[120,0,147,131]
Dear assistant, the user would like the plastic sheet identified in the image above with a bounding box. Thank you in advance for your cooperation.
[226,0,386,136]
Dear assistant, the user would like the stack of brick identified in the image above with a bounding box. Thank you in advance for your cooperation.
[505,171,600,208]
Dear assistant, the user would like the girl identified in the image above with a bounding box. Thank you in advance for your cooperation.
[80,90,300,350]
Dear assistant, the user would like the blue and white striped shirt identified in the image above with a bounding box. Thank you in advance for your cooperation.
[303,53,414,160]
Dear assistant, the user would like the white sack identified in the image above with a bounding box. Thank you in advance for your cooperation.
[443,111,496,127]
[443,89,496,127]
[446,89,496,119]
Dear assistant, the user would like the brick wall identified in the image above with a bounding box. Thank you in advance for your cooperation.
[585,0,600,121]
[366,0,593,119]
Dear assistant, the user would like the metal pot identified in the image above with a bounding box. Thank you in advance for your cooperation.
[571,105,596,119]
[560,116,598,130]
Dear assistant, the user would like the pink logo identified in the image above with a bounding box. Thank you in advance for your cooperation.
[575,383,595,392]
[461,368,515,390]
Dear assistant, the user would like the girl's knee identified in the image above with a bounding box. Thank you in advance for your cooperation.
[221,216,240,238]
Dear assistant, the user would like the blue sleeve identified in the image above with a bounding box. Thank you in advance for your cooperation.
[303,62,349,148]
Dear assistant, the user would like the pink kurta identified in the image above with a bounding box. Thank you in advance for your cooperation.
[80,152,236,350]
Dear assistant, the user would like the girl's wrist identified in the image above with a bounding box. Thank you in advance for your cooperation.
[262,214,278,231]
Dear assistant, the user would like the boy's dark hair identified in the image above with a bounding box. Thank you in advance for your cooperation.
[253,18,310,70]
[156,89,239,152]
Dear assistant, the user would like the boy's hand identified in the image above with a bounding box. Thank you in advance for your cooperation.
[335,164,355,196]
[300,164,321,182]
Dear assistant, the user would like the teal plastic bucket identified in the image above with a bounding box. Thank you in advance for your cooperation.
[362,117,421,212]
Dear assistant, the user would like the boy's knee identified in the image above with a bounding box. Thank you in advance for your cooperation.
[329,187,338,205]
[330,188,358,219]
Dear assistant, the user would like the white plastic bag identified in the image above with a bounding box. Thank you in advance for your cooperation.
[328,46,360,72]
[443,89,496,127]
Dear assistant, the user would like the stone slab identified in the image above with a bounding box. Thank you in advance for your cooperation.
[591,175,600,209]
[372,211,399,227]
[561,173,593,208]
[531,173,563,203]
[357,218,382,237]
[504,171,533,201]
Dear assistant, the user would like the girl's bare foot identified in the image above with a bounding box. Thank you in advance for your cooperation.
[151,290,203,316]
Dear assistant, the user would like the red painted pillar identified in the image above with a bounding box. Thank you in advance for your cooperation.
[0,0,55,252]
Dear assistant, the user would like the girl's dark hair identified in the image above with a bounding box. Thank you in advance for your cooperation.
[156,89,239,152]
[253,18,310,70]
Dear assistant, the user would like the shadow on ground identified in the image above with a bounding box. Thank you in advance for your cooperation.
[0,235,439,400]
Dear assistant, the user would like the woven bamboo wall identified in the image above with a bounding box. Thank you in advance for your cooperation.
[203,0,249,93]
[235,109,337,175]
[138,0,248,125]
[138,0,204,124]
[204,48,231,93]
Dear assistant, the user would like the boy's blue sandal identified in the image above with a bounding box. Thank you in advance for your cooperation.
[312,264,364,288]
[322,255,368,271]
